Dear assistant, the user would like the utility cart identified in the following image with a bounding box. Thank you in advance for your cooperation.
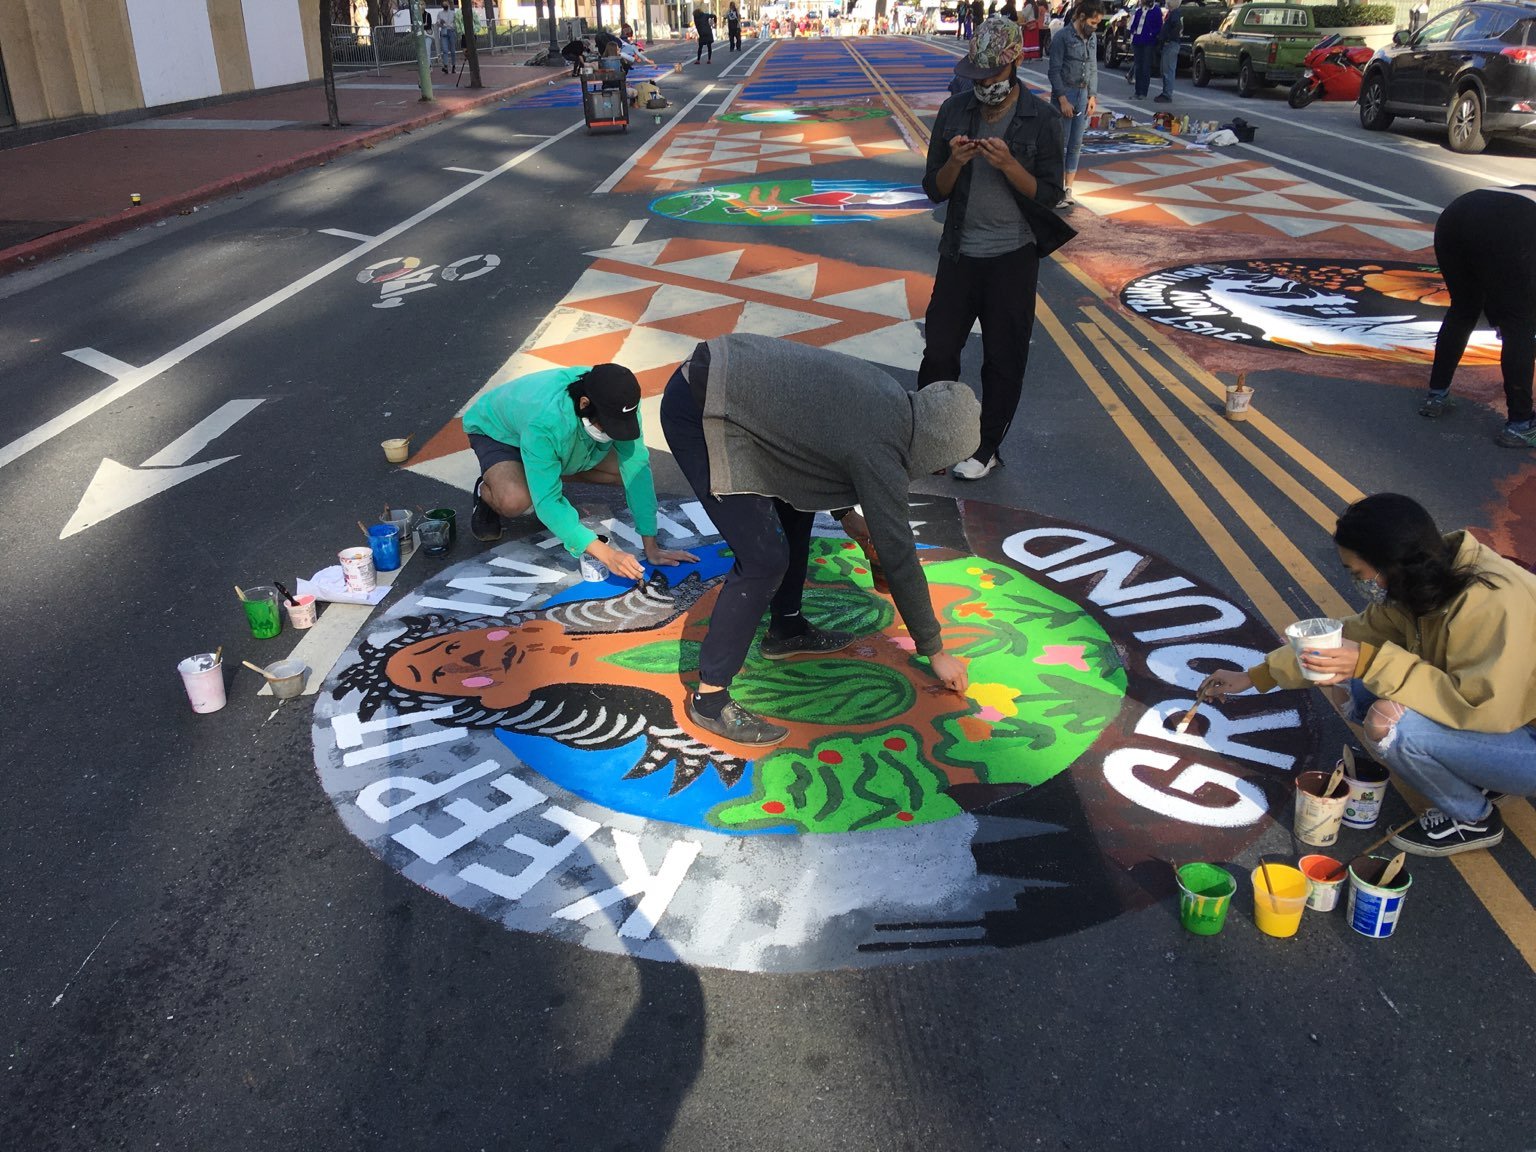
[581,56,629,134]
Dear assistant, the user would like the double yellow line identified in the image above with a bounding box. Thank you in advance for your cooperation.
[842,41,932,151]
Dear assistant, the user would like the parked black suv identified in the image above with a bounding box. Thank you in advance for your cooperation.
[1358,0,1536,153]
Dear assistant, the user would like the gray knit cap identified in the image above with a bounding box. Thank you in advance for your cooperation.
[907,381,981,478]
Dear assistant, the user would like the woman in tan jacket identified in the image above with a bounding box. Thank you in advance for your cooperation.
[1201,493,1536,858]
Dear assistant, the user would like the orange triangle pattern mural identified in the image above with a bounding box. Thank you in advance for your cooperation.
[405,239,935,489]
[614,123,910,193]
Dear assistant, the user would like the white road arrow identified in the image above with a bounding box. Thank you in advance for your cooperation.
[60,399,263,539]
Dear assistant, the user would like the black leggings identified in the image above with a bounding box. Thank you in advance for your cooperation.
[917,243,1041,460]
[659,366,813,687]
[1428,189,1536,424]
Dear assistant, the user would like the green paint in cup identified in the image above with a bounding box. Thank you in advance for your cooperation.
[426,507,457,547]
[241,585,282,640]
[1176,862,1236,936]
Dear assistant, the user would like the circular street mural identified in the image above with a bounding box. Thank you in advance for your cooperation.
[314,496,1315,972]
[722,105,893,124]
[1121,258,1502,364]
[650,180,930,226]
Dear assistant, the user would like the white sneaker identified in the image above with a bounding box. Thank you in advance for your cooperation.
[952,454,998,480]
[1058,191,1076,208]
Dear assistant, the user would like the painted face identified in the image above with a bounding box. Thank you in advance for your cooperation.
[386,622,582,709]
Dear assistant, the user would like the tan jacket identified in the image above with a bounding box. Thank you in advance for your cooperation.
[1249,532,1536,734]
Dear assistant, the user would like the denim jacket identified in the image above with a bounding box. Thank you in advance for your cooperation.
[1047,21,1098,99]
[923,87,1075,261]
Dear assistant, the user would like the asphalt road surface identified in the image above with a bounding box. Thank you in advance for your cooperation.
[2,34,1535,1152]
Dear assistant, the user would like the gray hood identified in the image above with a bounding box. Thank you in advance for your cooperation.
[907,381,982,478]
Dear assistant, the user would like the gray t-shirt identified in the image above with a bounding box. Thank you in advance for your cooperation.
[958,110,1036,258]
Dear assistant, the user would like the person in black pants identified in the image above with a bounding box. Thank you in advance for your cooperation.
[694,6,715,62]
[1421,186,1536,449]
[919,17,1075,479]
[726,2,743,50]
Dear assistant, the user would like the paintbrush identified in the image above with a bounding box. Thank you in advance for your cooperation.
[241,659,279,680]
[1319,816,1420,882]
[274,580,299,607]
[214,645,222,666]
[1258,855,1280,910]
[358,520,371,539]
[1378,851,1407,888]
[234,585,247,602]
[1174,694,1202,735]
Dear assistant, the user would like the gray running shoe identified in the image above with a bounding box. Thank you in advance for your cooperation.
[685,696,790,746]
[759,625,856,661]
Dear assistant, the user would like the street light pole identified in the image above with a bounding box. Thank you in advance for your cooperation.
[410,0,433,100]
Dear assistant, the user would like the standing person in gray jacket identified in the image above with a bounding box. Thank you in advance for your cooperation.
[1155,0,1184,102]
[1047,0,1105,207]
[920,16,1074,481]
[659,335,981,746]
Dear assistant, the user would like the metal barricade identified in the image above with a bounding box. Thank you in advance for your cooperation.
[328,24,438,77]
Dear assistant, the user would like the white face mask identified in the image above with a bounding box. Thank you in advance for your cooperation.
[974,77,1012,105]
[582,417,613,444]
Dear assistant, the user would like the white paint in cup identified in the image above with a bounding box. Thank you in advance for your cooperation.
[1285,617,1343,682]
[265,659,308,700]
[177,652,227,713]
[339,546,377,593]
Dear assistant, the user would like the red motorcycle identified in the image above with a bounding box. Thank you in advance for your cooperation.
[1288,34,1376,108]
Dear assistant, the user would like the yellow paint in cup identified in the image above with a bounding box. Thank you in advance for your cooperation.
[1251,863,1308,938]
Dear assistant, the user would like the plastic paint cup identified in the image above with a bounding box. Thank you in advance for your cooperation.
[1176,862,1236,936]
[1294,768,1350,846]
[241,585,282,639]
[1347,855,1413,939]
[368,522,401,572]
[425,507,457,547]
[1285,617,1343,683]
[1224,384,1255,421]
[265,658,308,701]
[381,437,411,464]
[339,546,377,593]
[1342,756,1391,830]
[579,533,612,582]
[284,593,318,630]
[417,517,451,555]
[1251,863,1308,938]
[177,652,226,713]
[1299,854,1346,913]
[382,509,416,558]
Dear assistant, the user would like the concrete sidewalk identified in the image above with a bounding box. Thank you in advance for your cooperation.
[0,51,567,275]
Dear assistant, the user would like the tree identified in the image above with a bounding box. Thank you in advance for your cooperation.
[320,0,342,127]
[459,0,482,87]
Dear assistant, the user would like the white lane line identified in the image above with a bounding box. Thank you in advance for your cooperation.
[593,84,717,194]
[718,40,769,77]
[713,81,746,121]
[1240,143,1444,212]
[256,558,413,697]
[63,348,139,379]
[1020,61,1519,189]
[141,398,264,467]
[1,119,586,473]
[613,218,648,246]
[443,166,491,175]
[318,227,375,242]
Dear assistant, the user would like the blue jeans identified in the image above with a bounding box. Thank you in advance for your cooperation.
[439,29,457,70]
[1062,87,1090,177]
[1159,40,1179,97]
[1133,41,1155,96]
[1348,680,1536,823]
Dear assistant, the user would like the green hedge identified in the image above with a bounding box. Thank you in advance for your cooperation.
[1308,3,1397,27]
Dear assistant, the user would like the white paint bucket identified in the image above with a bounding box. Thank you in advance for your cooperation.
[1224,384,1254,421]
[1294,769,1349,847]
[1285,617,1343,682]
[285,594,318,630]
[1342,756,1391,830]
[177,652,227,714]
[381,437,411,464]
[339,546,377,593]
[1347,855,1413,939]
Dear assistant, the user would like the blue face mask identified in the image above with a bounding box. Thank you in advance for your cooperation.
[1352,575,1388,606]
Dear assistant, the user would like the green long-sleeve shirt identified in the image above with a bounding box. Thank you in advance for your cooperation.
[462,367,659,557]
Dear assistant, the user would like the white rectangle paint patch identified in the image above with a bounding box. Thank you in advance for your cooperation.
[242,0,311,89]
[127,0,222,107]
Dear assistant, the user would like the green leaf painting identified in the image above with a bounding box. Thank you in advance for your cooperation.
[601,639,702,675]
[733,659,913,726]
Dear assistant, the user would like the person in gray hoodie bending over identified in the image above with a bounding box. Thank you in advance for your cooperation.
[659,335,982,746]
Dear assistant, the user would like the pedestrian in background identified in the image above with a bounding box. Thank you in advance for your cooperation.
[694,5,715,62]
[437,1,459,74]
[1420,186,1536,449]
[1047,0,1104,208]
[1129,0,1162,98]
[1154,0,1182,101]
[920,17,1076,480]
[727,2,743,49]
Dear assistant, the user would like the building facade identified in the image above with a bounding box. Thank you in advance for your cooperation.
[0,0,323,132]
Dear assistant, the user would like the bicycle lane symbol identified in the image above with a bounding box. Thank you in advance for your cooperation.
[357,254,501,308]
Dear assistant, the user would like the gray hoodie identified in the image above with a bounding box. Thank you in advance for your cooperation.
[700,334,980,655]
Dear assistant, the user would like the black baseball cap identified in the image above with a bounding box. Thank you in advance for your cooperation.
[580,364,643,441]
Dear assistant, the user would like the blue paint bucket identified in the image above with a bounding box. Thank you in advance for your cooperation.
[1346,855,1413,939]
[368,522,401,572]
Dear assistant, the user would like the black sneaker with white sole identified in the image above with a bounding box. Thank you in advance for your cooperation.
[1390,806,1505,857]
[470,477,502,543]
[759,625,856,661]
[685,696,789,746]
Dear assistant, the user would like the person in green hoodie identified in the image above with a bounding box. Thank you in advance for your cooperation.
[1200,493,1536,858]
[463,363,697,579]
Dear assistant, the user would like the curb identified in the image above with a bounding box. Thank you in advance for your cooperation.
[0,67,559,278]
